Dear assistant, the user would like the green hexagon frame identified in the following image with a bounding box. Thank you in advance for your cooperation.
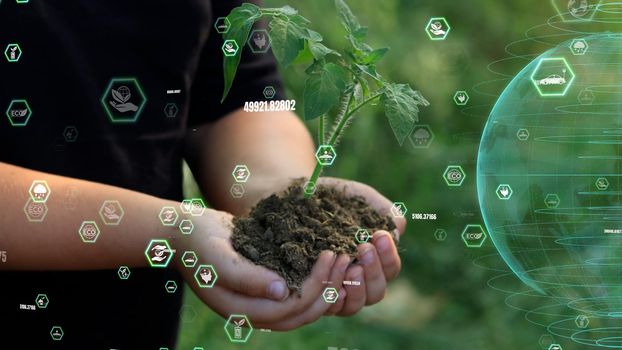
[6,99,32,126]
[194,264,218,288]
[551,0,602,22]
[425,17,451,41]
[100,77,147,123]
[4,43,22,62]
[78,221,100,243]
[443,165,466,187]
[530,57,576,97]
[145,239,174,268]
[461,224,487,248]
[224,314,253,343]
[35,293,49,309]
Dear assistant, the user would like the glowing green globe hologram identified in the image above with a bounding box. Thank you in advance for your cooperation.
[478,33,622,318]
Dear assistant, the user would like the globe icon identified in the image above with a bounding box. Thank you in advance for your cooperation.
[477,33,622,318]
[116,85,131,102]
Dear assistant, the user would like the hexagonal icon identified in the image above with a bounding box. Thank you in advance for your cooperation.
[159,206,179,226]
[6,99,32,126]
[222,39,240,57]
[461,224,487,248]
[596,177,610,191]
[4,43,22,62]
[79,221,100,243]
[181,251,198,268]
[303,181,316,196]
[322,287,339,304]
[145,239,174,268]
[193,347,204,350]
[100,77,147,123]
[548,344,563,350]
[263,86,276,99]
[434,229,447,241]
[443,165,466,187]
[232,165,251,183]
[194,264,218,288]
[180,199,193,214]
[426,17,450,40]
[531,57,575,97]
[391,202,407,218]
[35,293,49,309]
[190,198,206,216]
[575,314,589,329]
[29,180,51,203]
[164,103,179,118]
[407,125,435,149]
[315,145,337,166]
[354,228,371,244]
[570,38,588,55]
[117,266,131,280]
[551,0,601,22]
[214,17,231,34]
[224,314,253,343]
[230,184,245,198]
[453,91,469,106]
[23,198,48,222]
[50,326,64,341]
[539,334,555,349]
[62,126,79,142]
[180,304,198,323]
[578,89,595,105]
[247,29,271,54]
[99,200,125,225]
[516,128,530,141]
[179,219,195,235]
[165,280,178,293]
[496,184,513,200]
[545,194,561,208]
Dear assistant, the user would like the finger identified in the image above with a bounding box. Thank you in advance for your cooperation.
[357,243,386,305]
[191,251,337,324]
[267,287,347,331]
[318,177,407,237]
[337,265,366,316]
[203,235,290,301]
[324,254,352,315]
[268,254,350,330]
[372,230,402,281]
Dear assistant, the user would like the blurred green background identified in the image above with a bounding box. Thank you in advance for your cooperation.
[177,1,577,349]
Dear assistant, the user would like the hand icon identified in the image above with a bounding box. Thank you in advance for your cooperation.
[109,101,138,113]
[500,187,509,197]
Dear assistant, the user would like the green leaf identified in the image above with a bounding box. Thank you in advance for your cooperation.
[221,3,262,102]
[362,47,389,65]
[303,63,349,120]
[381,83,429,145]
[265,5,298,16]
[335,0,361,34]
[309,41,340,60]
[269,15,308,68]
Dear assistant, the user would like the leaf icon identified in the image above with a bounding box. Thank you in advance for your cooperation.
[111,89,124,103]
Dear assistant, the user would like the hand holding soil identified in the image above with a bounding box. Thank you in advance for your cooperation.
[177,177,405,329]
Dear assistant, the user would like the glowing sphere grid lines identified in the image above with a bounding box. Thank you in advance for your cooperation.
[478,33,622,348]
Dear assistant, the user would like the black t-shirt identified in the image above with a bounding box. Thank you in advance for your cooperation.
[0,1,282,348]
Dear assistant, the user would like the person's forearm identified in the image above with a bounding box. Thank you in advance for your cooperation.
[186,109,317,215]
[0,162,184,270]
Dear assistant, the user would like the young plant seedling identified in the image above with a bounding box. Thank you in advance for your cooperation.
[221,0,429,197]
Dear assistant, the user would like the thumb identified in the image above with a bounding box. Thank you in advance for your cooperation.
[207,236,290,301]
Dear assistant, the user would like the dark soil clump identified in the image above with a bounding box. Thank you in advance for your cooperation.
[231,182,396,291]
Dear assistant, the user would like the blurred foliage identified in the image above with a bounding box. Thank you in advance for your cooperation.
[178,1,573,349]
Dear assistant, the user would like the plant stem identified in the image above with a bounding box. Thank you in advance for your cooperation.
[319,115,325,145]
[327,92,382,145]
[304,91,383,199]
